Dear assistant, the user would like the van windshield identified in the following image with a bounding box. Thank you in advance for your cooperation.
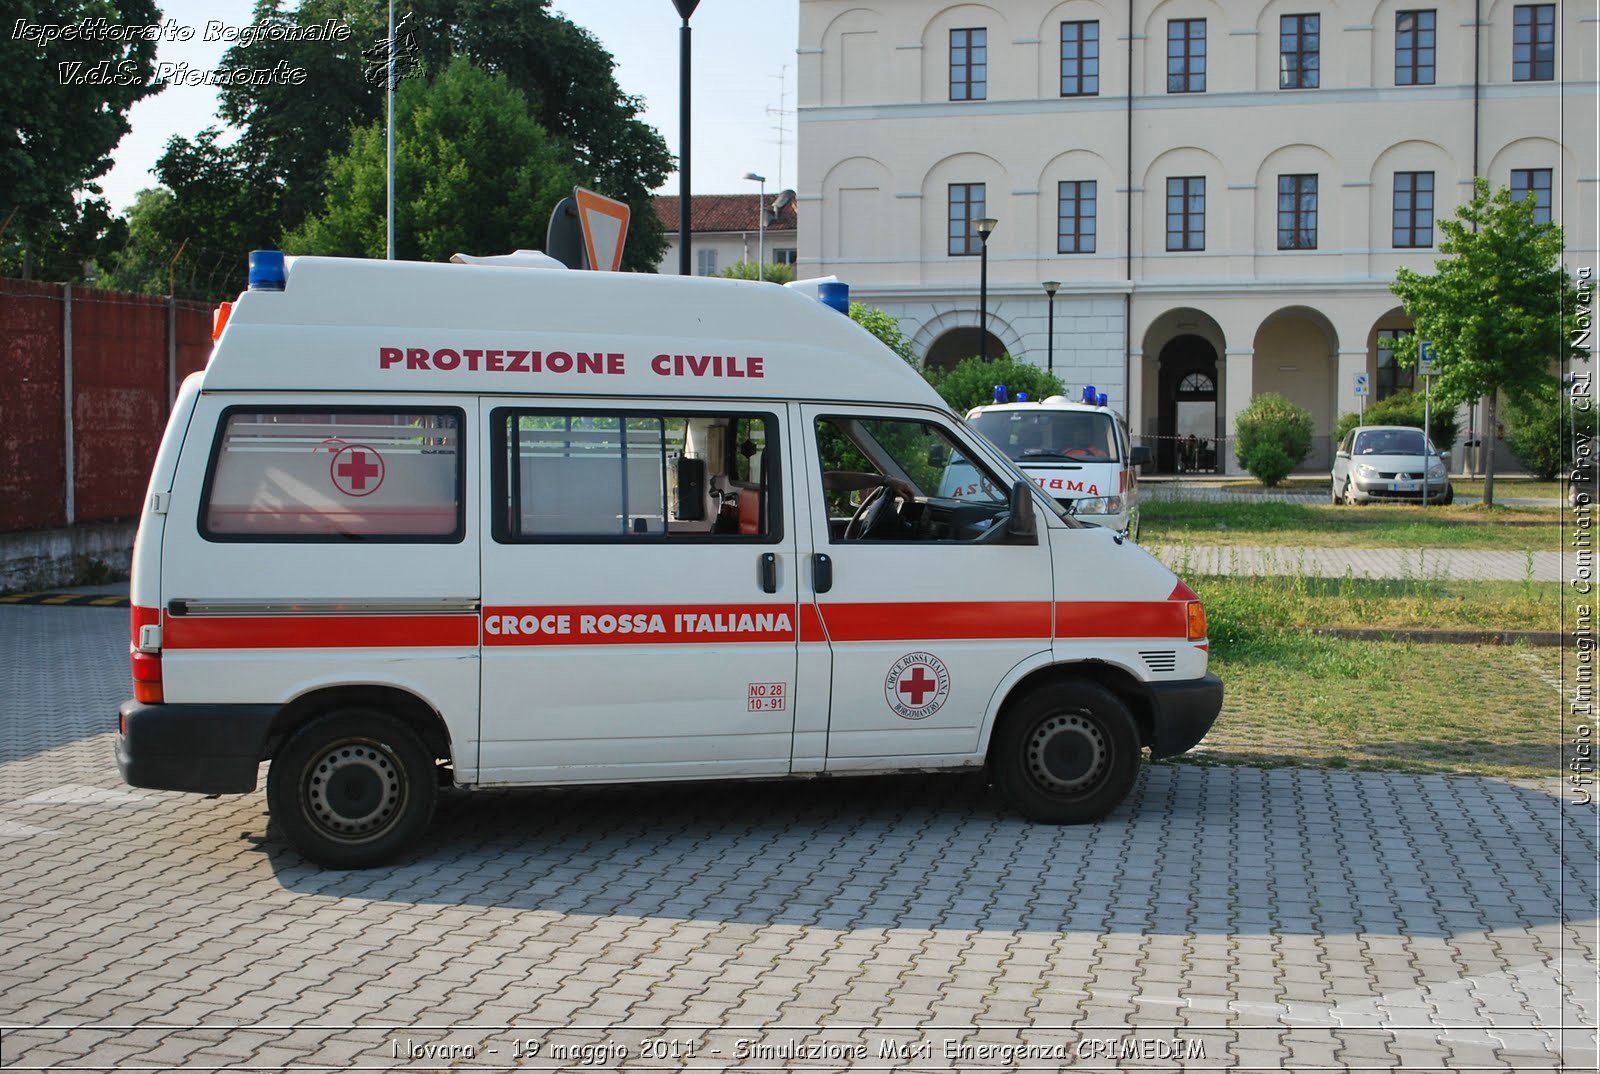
[969,409,1120,463]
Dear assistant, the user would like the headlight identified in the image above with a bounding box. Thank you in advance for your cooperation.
[1427,460,1446,478]
[1071,495,1123,514]
[1355,463,1378,478]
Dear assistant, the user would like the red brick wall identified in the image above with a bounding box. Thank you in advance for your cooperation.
[0,280,214,530]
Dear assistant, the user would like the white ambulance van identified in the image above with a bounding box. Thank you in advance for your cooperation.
[117,252,1221,868]
[961,393,1149,537]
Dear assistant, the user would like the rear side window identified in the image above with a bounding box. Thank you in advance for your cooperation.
[200,408,464,541]
[493,409,780,542]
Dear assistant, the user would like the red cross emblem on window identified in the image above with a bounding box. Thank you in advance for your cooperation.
[330,443,386,497]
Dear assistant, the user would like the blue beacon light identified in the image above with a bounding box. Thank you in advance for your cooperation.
[1081,384,1097,404]
[817,281,850,314]
[1097,392,1108,407]
[248,250,287,291]
[1017,391,1029,402]
[993,384,1008,403]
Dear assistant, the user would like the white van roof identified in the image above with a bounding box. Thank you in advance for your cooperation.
[205,255,943,406]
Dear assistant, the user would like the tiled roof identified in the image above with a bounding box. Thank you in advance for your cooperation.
[653,194,798,233]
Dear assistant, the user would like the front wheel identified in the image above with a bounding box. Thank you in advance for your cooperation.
[267,709,437,868]
[991,681,1141,824]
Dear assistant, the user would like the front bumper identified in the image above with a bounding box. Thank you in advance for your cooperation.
[117,700,279,794]
[1350,477,1452,504]
[1146,674,1224,758]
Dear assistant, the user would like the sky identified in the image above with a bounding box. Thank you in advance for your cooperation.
[100,0,801,212]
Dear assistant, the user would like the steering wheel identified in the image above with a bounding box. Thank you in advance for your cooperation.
[843,484,902,540]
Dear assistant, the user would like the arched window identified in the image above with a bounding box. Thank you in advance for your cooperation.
[1178,372,1215,394]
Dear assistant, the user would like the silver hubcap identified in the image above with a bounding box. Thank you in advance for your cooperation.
[1026,713,1108,794]
[305,740,404,841]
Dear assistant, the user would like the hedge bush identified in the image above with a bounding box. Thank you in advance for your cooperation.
[1333,390,1459,450]
[1234,393,1313,486]
[925,356,1067,413]
[1505,388,1600,480]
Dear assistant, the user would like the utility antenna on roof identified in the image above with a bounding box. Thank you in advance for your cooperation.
[767,65,793,190]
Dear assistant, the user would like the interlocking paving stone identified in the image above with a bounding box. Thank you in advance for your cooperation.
[1,602,1596,1069]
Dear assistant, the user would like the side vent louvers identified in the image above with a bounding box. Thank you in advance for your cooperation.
[1139,650,1177,674]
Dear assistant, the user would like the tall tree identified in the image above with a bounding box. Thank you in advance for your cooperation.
[1390,177,1580,505]
[286,58,576,263]
[1,0,161,278]
[168,0,670,268]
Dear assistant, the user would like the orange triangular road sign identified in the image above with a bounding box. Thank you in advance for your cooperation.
[574,187,630,272]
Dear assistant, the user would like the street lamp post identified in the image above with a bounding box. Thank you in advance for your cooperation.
[1041,280,1060,373]
[975,217,997,362]
[673,0,701,275]
[744,172,766,281]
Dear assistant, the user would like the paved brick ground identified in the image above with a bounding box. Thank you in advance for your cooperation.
[1,604,1595,1070]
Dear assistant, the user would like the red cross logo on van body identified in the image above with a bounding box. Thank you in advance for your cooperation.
[330,444,385,497]
[885,652,951,721]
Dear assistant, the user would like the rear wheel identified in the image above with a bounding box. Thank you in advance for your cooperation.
[267,709,437,869]
[991,681,1140,824]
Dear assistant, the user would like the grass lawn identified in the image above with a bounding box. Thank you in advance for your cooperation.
[1186,635,1568,780]
[1142,499,1562,550]
[1193,574,1562,633]
[1213,476,1565,500]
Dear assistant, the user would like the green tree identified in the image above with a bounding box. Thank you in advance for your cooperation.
[1333,390,1459,451]
[717,260,795,285]
[1504,386,1600,481]
[1390,177,1580,505]
[1234,393,1313,486]
[927,357,1067,412]
[286,59,576,263]
[848,303,917,366]
[0,0,161,279]
[94,129,288,299]
[158,0,670,270]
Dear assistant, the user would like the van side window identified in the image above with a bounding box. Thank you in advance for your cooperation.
[494,410,779,541]
[200,408,463,541]
[815,415,1014,543]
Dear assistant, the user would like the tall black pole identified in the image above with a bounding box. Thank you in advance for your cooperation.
[979,236,990,363]
[674,1,700,275]
[1046,295,1055,372]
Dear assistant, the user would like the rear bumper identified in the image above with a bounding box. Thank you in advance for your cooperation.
[1146,674,1224,759]
[117,700,278,794]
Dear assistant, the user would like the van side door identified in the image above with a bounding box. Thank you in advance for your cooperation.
[477,402,801,784]
[797,405,1055,766]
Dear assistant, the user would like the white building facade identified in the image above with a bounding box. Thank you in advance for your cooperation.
[797,0,1597,471]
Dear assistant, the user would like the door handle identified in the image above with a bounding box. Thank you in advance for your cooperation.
[813,553,833,594]
[759,552,777,594]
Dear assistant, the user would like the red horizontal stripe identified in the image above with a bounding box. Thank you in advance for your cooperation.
[166,614,479,649]
[818,601,1051,642]
[1055,601,1187,639]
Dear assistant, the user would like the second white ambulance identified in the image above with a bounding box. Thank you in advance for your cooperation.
[116,252,1222,868]
[963,392,1149,537]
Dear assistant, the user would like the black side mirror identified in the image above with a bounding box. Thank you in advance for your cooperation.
[1007,480,1037,539]
[927,444,947,468]
[1129,445,1152,466]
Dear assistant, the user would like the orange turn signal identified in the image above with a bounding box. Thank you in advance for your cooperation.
[1186,601,1208,641]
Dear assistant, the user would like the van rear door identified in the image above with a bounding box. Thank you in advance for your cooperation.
[157,395,481,772]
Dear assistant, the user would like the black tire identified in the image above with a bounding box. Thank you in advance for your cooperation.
[266,709,437,868]
[990,681,1141,824]
[1441,487,1454,506]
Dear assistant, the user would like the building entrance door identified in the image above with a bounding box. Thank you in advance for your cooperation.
[1156,336,1219,473]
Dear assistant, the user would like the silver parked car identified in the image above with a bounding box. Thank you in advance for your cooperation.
[1331,425,1453,505]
